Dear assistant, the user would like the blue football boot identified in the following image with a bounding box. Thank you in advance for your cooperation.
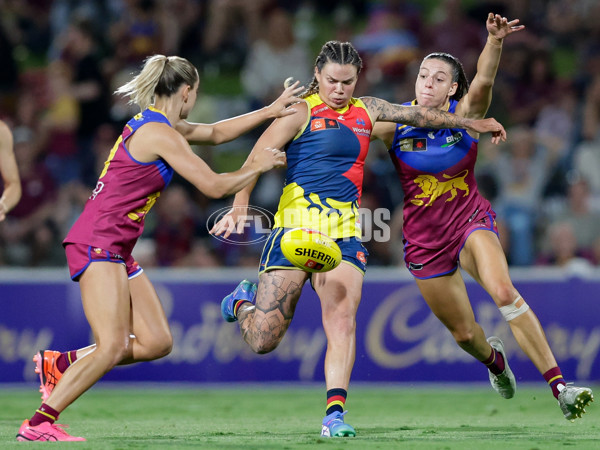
[221,280,257,322]
[320,411,356,437]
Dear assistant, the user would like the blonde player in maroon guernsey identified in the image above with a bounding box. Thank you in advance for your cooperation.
[17,54,299,442]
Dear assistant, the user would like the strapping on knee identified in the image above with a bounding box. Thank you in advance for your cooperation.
[499,295,529,321]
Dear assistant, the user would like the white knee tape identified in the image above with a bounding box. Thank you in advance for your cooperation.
[499,296,530,321]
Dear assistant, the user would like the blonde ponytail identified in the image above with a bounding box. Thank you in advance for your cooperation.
[115,55,198,111]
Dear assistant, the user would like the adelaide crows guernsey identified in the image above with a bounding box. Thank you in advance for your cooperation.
[389,99,492,249]
[64,107,174,257]
[273,93,374,239]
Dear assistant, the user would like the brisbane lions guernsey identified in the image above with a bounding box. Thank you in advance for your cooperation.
[273,93,374,239]
[389,99,492,249]
[64,107,174,257]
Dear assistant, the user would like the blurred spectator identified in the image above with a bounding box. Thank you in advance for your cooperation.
[494,125,547,265]
[107,0,180,66]
[38,61,81,185]
[241,6,311,110]
[352,0,420,94]
[507,49,557,126]
[581,73,600,142]
[424,0,482,74]
[54,17,111,186]
[152,183,197,266]
[0,127,62,266]
[202,0,274,73]
[572,138,600,201]
[537,221,594,274]
[171,238,221,267]
[541,173,600,265]
[535,81,578,198]
[0,16,19,116]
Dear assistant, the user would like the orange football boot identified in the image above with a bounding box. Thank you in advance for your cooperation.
[33,350,64,402]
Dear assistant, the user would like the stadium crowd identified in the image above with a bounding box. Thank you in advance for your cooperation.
[0,0,599,270]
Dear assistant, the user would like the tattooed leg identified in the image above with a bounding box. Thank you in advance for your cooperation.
[238,270,309,354]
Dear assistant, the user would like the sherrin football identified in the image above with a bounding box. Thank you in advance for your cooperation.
[281,228,342,273]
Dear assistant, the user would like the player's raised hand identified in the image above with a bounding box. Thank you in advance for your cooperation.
[486,13,524,40]
[266,78,304,118]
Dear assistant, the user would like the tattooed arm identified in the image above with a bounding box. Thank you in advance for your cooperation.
[361,96,506,143]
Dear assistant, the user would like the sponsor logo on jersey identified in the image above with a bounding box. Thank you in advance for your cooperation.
[441,131,463,148]
[311,118,340,131]
[399,138,427,152]
[352,127,371,137]
[399,125,415,135]
[356,118,366,126]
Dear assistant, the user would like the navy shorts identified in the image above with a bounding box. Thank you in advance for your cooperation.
[65,243,143,281]
[259,228,369,275]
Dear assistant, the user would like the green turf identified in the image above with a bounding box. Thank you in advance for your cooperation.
[2,384,598,448]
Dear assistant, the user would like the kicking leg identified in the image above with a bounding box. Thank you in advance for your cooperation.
[237,269,308,354]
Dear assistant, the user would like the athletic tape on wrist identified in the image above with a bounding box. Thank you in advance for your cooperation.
[499,295,529,321]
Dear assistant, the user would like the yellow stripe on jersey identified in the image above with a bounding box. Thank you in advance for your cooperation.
[273,183,360,239]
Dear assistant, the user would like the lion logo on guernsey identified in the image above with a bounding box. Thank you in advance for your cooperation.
[410,169,469,207]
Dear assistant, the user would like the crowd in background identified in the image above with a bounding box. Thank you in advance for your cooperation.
[0,0,599,271]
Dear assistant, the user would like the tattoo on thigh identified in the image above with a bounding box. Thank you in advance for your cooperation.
[239,272,303,351]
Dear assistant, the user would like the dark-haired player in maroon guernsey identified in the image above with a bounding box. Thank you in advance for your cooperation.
[374,13,593,421]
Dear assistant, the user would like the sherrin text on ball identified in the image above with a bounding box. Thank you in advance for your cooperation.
[281,228,342,273]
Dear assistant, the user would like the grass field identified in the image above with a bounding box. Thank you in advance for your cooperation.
[1,383,598,449]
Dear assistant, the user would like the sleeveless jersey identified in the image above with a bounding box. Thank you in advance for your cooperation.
[64,107,174,257]
[273,93,374,239]
[389,99,492,249]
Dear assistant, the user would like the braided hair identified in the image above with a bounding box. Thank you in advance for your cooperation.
[422,52,470,101]
[302,41,363,98]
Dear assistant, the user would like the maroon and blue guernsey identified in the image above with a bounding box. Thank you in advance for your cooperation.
[389,99,493,249]
[64,106,174,257]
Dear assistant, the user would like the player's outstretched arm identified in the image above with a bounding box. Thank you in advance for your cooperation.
[362,96,506,144]
[457,13,524,119]
[211,100,307,238]
[175,80,304,145]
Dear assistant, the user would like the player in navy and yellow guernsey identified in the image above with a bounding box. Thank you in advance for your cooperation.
[214,40,508,437]
[17,54,300,442]
[373,14,593,421]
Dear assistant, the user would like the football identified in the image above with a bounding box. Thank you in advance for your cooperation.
[280,228,342,273]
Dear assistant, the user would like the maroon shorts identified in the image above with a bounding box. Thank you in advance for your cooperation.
[402,210,499,279]
[65,243,143,281]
